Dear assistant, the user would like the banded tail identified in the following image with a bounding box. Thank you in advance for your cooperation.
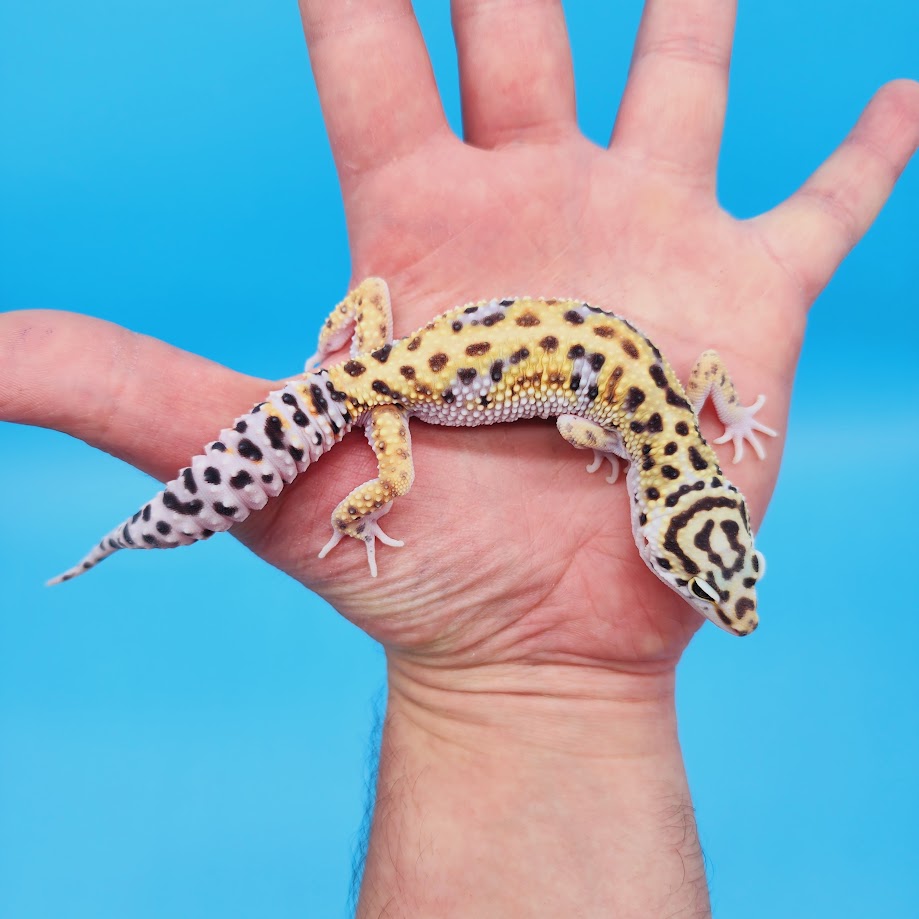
[47,371,354,585]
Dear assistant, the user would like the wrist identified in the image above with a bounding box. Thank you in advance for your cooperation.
[357,655,710,918]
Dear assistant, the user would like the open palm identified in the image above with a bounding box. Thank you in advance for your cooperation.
[3,2,917,677]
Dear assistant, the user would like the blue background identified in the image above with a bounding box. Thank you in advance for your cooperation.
[1,2,917,916]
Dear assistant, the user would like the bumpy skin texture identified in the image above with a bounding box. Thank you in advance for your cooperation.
[51,280,775,636]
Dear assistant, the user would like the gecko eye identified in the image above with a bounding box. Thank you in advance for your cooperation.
[689,578,720,603]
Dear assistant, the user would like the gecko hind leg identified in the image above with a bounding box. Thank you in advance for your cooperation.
[685,350,778,464]
[304,277,392,371]
[318,404,414,577]
[556,415,626,484]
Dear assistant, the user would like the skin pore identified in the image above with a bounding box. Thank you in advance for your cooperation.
[2,1,918,916]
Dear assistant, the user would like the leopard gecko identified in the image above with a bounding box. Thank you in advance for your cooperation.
[48,278,776,636]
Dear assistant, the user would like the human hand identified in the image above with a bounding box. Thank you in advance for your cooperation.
[3,3,917,685]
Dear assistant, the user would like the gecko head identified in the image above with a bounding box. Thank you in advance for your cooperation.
[646,489,764,637]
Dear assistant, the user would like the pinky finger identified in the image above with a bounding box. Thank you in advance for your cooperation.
[754,79,919,303]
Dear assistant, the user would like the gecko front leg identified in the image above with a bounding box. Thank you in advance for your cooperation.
[685,350,777,463]
[556,415,626,484]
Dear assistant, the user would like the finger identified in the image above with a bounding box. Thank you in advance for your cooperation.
[611,0,735,182]
[754,80,919,302]
[451,0,576,147]
[298,0,449,182]
[0,310,269,483]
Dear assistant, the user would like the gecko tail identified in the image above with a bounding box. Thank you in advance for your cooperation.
[46,371,353,586]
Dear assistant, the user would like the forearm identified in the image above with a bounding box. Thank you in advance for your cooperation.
[357,659,710,919]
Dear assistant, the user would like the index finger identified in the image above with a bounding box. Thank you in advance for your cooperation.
[299,0,450,183]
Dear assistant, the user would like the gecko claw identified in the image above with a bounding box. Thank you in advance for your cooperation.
[586,450,620,484]
[713,394,777,464]
[318,519,404,577]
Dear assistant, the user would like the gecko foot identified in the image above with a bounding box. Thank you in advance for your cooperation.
[712,394,778,464]
[318,505,404,577]
[585,450,621,484]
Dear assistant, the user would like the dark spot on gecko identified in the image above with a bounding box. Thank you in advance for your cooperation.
[261,473,274,483]
[200,529,214,539]
[122,524,135,546]
[442,389,455,403]
[482,313,504,327]
[642,444,652,455]
[570,374,581,391]
[211,441,226,452]
[666,387,691,410]
[752,554,760,573]
[163,491,204,516]
[452,321,463,332]
[466,342,491,356]
[587,385,599,401]
[230,470,253,489]
[499,299,515,307]
[664,442,678,455]
[463,306,478,314]
[630,420,645,433]
[490,360,504,382]
[142,534,158,546]
[639,513,648,525]
[564,310,584,324]
[281,393,298,406]
[647,487,660,500]
[143,505,152,522]
[743,577,756,588]
[621,339,639,359]
[371,344,392,363]
[539,335,559,352]
[214,502,238,517]
[182,468,197,494]
[407,337,421,351]
[647,413,663,433]
[264,416,286,450]
[657,558,672,570]
[649,364,668,389]
[372,380,391,395]
[293,410,309,426]
[131,510,140,523]
[590,353,606,372]
[479,395,491,407]
[688,446,708,470]
[429,353,448,372]
[643,457,655,470]
[675,421,690,436]
[509,348,530,364]
[235,420,248,434]
[237,439,263,462]
[309,384,328,413]
[661,465,680,480]
[593,325,615,338]
[325,382,348,402]
[156,521,171,535]
[515,312,540,327]
[458,368,477,385]
[624,386,646,413]
[400,365,416,379]
[710,476,722,488]
[567,345,585,360]
[251,402,266,413]
[289,446,305,462]
[735,598,755,620]
[203,467,221,485]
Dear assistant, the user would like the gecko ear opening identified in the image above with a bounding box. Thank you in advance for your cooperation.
[689,577,719,603]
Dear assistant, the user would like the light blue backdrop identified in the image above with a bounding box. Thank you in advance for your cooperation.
[1,2,917,917]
